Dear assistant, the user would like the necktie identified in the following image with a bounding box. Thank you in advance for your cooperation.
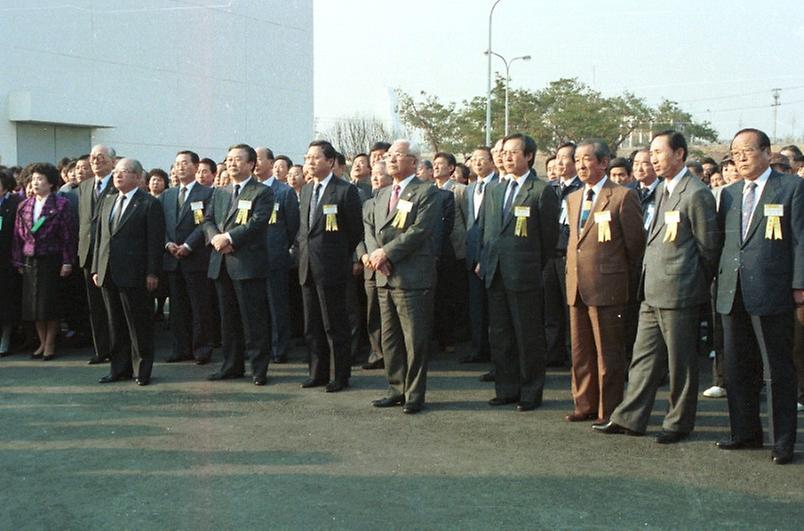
[742,181,757,241]
[112,194,126,230]
[639,187,648,201]
[178,186,187,209]
[95,179,103,198]
[309,183,321,227]
[229,184,241,216]
[559,182,566,195]
[502,180,518,218]
[579,188,594,229]
[477,180,485,195]
[388,184,401,214]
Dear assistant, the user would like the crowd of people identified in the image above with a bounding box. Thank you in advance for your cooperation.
[0,127,801,466]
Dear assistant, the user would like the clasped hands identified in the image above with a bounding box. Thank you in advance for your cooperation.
[210,234,234,254]
[365,249,392,277]
[166,242,191,258]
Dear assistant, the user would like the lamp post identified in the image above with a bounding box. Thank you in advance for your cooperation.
[485,51,531,136]
[485,0,503,146]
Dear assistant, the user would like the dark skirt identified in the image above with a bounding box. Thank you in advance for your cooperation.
[21,255,64,321]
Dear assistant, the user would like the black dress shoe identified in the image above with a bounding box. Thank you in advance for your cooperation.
[0,351,11,358]
[479,371,495,382]
[30,353,43,359]
[655,431,689,444]
[164,355,192,363]
[325,381,349,393]
[135,378,150,386]
[98,374,130,384]
[460,354,489,364]
[372,396,405,408]
[195,358,210,366]
[362,359,384,370]
[253,375,268,386]
[592,421,643,436]
[771,448,794,465]
[271,356,287,364]
[716,438,763,450]
[516,401,541,412]
[301,378,327,389]
[207,371,242,381]
[402,403,422,414]
[88,356,109,365]
[42,354,57,361]
[488,397,518,406]
[565,412,596,422]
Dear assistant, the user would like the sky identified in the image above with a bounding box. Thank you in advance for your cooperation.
[314,0,804,144]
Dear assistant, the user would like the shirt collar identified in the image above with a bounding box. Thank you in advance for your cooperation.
[314,173,333,189]
[263,176,276,188]
[232,176,252,189]
[179,180,196,194]
[664,167,687,196]
[747,166,771,188]
[640,178,660,193]
[584,175,608,196]
[561,175,579,187]
[506,169,531,187]
[394,174,416,195]
[118,188,138,201]
[96,173,112,189]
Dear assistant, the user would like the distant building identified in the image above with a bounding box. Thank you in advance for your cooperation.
[0,0,313,167]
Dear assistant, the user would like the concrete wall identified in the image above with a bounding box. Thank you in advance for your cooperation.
[0,0,313,169]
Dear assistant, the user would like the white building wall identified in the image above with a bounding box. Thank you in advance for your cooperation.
[0,0,313,168]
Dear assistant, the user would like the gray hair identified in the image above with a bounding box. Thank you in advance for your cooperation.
[577,139,611,162]
[91,144,116,158]
[118,157,144,176]
[391,139,421,162]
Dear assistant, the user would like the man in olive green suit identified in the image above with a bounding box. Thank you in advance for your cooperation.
[364,139,440,414]
[596,130,721,443]
[478,133,560,411]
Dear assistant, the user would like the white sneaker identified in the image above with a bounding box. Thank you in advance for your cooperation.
[798,402,804,412]
[703,385,726,398]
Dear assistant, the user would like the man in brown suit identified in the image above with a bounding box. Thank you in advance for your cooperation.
[565,140,646,423]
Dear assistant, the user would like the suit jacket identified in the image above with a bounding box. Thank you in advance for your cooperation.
[479,170,560,290]
[265,180,300,272]
[92,189,164,288]
[350,178,373,201]
[202,178,273,281]
[433,187,455,259]
[12,194,76,267]
[364,177,440,289]
[465,173,499,269]
[77,176,116,269]
[442,181,467,260]
[549,176,583,253]
[296,177,363,287]
[636,180,661,228]
[716,171,804,315]
[0,192,21,268]
[565,179,646,307]
[641,171,720,308]
[160,183,213,273]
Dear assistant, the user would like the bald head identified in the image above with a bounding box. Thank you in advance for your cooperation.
[254,147,274,181]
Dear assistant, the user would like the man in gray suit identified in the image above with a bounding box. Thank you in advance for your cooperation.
[364,139,440,414]
[78,145,117,364]
[715,128,803,465]
[479,133,560,411]
[595,130,721,443]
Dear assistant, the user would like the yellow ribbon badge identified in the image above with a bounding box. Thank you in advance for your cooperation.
[268,203,278,224]
[663,210,680,242]
[514,206,530,238]
[594,211,611,242]
[193,210,204,225]
[323,204,338,232]
[392,199,413,230]
[235,200,251,225]
[764,204,783,240]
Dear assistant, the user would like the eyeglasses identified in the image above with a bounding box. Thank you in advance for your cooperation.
[729,147,759,159]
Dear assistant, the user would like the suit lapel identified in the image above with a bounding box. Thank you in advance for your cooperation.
[501,173,533,232]
[742,172,779,246]
[113,190,140,235]
[578,182,612,244]
[647,172,689,243]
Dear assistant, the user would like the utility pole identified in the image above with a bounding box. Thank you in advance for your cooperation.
[771,88,781,143]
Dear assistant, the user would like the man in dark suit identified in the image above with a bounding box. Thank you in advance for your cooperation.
[345,154,373,366]
[78,145,117,364]
[715,128,803,465]
[544,142,583,367]
[565,140,645,423]
[92,158,165,386]
[462,147,498,364]
[595,130,720,443]
[479,133,560,411]
[160,150,215,365]
[365,139,440,414]
[632,149,661,230]
[203,144,274,385]
[296,140,363,392]
[255,146,301,364]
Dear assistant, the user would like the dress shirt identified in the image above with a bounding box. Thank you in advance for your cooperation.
[33,195,48,221]
[742,166,771,230]
[663,167,687,197]
[503,171,530,207]
[474,172,495,220]
[581,175,608,213]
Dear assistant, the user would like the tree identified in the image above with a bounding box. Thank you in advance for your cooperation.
[652,100,719,143]
[320,115,395,159]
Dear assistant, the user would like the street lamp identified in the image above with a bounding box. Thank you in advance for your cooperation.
[485,51,531,136]
[485,0,503,146]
